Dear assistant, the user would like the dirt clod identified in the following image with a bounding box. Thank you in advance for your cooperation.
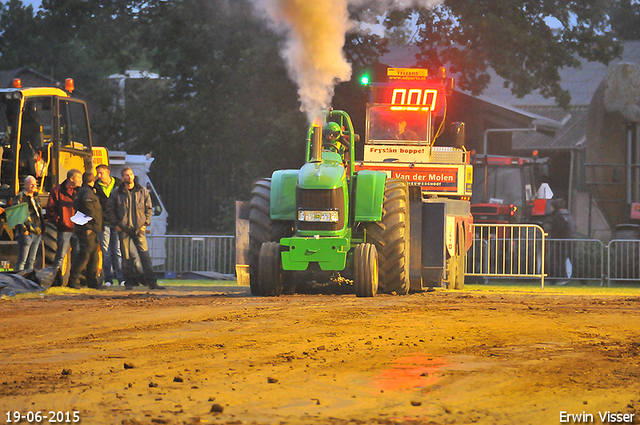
[210,403,224,413]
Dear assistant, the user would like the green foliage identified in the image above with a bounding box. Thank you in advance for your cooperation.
[0,0,633,231]
[128,0,306,232]
[610,0,640,40]
[409,0,622,108]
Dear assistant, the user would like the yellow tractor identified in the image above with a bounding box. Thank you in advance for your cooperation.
[0,77,103,271]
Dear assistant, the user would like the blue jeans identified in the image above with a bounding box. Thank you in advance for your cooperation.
[53,231,79,271]
[16,232,42,271]
[99,226,123,283]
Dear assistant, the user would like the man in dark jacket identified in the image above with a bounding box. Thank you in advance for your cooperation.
[46,169,82,271]
[549,198,577,281]
[14,175,45,270]
[68,172,103,289]
[106,167,164,290]
[95,164,123,286]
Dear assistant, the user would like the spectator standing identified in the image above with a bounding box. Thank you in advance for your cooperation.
[550,199,576,239]
[68,172,103,289]
[14,175,45,270]
[46,169,81,272]
[549,198,577,282]
[95,164,123,286]
[106,167,164,290]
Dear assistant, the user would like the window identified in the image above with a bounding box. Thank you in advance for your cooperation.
[59,100,90,148]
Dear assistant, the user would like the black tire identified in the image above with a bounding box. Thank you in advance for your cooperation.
[258,242,283,296]
[41,222,71,286]
[365,179,410,295]
[249,179,293,295]
[43,222,58,266]
[354,243,378,297]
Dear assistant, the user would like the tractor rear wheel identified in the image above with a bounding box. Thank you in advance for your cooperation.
[248,179,293,296]
[354,243,378,297]
[43,223,58,266]
[365,179,410,295]
[258,242,283,296]
[42,223,71,286]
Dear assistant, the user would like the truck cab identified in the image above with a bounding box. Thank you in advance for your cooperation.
[470,154,549,225]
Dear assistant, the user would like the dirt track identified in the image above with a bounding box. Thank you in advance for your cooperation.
[0,285,639,425]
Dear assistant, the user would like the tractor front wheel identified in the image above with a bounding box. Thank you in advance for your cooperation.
[258,242,283,296]
[365,179,410,295]
[249,178,293,296]
[354,243,378,297]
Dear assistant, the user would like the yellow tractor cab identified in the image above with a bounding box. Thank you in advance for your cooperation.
[0,78,92,214]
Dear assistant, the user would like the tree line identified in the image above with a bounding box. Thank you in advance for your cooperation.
[0,0,635,232]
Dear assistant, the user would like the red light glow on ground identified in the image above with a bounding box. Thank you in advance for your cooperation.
[373,355,450,392]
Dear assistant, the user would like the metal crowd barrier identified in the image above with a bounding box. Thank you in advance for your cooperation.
[467,228,608,286]
[467,224,546,288]
[142,233,633,286]
[607,239,640,284]
[546,238,605,284]
[146,235,236,275]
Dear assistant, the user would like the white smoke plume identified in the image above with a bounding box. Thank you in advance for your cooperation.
[254,0,444,123]
[254,0,352,123]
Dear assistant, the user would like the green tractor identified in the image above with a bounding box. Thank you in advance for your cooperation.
[245,109,409,297]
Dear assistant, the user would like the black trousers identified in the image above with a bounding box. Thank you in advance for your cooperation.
[119,229,156,286]
[69,229,100,288]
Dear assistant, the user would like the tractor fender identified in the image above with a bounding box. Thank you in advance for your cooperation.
[270,170,299,220]
[354,170,387,222]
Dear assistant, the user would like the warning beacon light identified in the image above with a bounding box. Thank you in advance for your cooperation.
[12,79,22,88]
[65,78,75,93]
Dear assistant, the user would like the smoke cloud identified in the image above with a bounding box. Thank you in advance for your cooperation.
[254,0,352,123]
[254,0,444,123]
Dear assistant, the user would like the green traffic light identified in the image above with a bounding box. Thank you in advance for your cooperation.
[360,75,369,85]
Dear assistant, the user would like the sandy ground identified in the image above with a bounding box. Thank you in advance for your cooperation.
[0,285,639,425]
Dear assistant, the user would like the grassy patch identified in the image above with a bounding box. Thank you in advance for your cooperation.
[1,279,242,301]
[2,286,94,301]
[157,279,239,287]
[465,279,639,296]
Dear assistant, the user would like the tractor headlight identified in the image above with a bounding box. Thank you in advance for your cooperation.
[298,210,339,223]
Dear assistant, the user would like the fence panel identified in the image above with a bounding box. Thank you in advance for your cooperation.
[467,224,546,288]
[147,235,236,275]
[607,240,640,283]
[144,232,616,285]
[546,239,604,284]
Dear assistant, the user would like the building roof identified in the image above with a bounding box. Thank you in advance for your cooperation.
[512,105,588,151]
[0,68,58,89]
[481,41,640,107]
[381,41,640,151]
[381,41,640,107]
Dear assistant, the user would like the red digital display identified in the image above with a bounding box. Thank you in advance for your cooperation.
[390,88,438,110]
[371,84,444,114]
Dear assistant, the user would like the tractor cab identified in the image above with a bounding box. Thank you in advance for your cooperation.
[0,79,92,237]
